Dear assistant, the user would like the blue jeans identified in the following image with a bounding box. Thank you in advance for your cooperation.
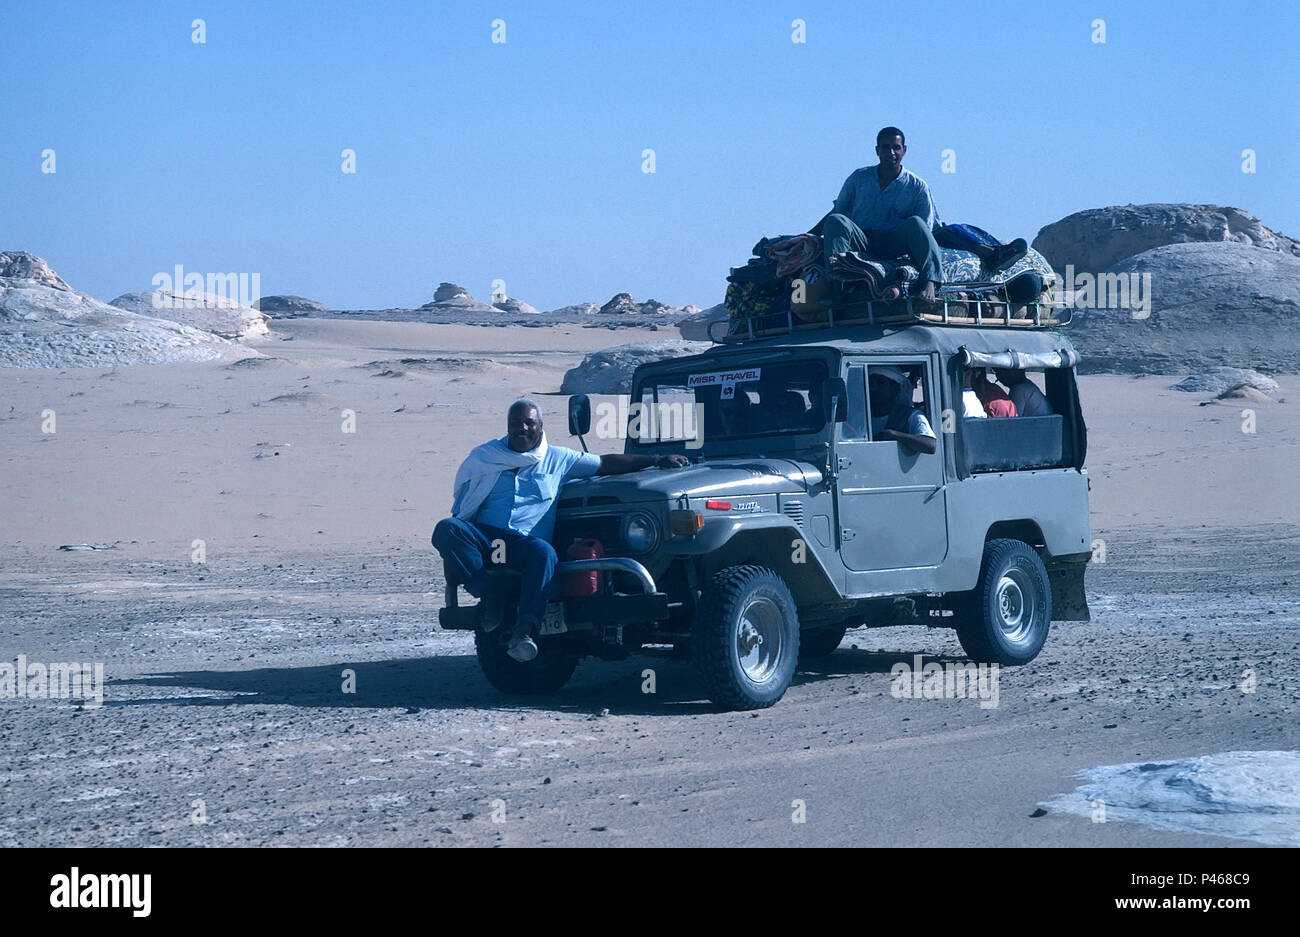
[432,517,558,628]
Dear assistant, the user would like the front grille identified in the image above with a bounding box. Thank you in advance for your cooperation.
[553,514,622,553]
[781,498,805,528]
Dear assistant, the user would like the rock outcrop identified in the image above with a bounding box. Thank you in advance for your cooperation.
[0,252,251,368]
[110,290,269,340]
[0,251,72,290]
[678,302,727,341]
[597,293,702,316]
[493,297,541,315]
[1065,241,1300,373]
[545,302,601,316]
[255,295,329,316]
[599,292,640,315]
[560,340,711,394]
[1170,367,1280,395]
[419,282,496,313]
[1034,204,1300,275]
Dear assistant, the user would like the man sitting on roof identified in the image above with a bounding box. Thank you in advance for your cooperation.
[810,126,1028,308]
[813,126,943,306]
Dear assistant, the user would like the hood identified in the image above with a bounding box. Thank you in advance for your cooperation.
[559,457,822,505]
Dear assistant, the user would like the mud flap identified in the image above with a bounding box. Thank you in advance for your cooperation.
[1048,558,1090,621]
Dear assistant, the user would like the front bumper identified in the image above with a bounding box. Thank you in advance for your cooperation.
[438,557,670,631]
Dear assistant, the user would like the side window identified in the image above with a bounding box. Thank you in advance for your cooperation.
[864,361,933,441]
[840,365,867,439]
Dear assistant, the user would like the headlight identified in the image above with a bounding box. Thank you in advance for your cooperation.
[623,513,658,554]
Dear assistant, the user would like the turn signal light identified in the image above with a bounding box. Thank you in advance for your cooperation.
[669,510,705,535]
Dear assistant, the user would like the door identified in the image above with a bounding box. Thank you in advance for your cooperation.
[835,356,948,571]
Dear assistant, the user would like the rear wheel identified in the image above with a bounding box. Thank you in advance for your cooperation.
[474,629,578,695]
[955,539,1052,665]
[694,565,800,710]
[798,625,847,660]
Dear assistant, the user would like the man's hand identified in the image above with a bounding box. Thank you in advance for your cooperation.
[656,454,690,469]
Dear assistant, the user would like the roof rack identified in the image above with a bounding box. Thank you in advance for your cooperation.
[709,296,1071,344]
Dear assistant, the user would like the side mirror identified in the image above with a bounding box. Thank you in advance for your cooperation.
[823,377,847,423]
[568,394,592,437]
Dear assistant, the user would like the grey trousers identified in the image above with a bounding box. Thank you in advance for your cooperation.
[822,213,943,287]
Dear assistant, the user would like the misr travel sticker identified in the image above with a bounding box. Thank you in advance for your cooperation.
[687,367,761,399]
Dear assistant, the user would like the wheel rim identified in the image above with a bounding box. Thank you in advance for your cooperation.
[995,567,1036,643]
[735,595,784,683]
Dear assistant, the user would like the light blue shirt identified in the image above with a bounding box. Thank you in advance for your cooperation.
[462,445,601,542]
[833,165,940,234]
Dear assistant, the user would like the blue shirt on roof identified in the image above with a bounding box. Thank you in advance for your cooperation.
[832,165,941,234]
[461,444,601,543]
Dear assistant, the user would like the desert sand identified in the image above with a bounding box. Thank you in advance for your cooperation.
[0,317,1296,846]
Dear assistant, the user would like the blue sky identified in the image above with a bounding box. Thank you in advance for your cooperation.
[4,0,1297,311]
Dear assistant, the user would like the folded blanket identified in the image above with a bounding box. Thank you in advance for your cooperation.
[766,233,822,278]
[827,251,919,299]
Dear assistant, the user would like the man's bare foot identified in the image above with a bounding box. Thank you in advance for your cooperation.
[882,286,901,301]
[919,281,938,304]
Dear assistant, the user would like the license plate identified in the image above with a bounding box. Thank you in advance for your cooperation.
[538,602,567,635]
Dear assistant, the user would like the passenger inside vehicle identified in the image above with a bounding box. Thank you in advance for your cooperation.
[961,368,987,418]
[973,368,1017,418]
[867,365,936,454]
[994,368,1054,416]
[718,390,755,436]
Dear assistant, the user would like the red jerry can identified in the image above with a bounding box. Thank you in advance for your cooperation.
[564,539,604,596]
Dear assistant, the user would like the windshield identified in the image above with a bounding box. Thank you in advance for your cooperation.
[633,359,829,444]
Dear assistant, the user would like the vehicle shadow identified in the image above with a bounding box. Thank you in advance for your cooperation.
[106,654,728,716]
[106,646,968,716]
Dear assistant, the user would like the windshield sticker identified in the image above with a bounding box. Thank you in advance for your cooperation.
[687,367,761,399]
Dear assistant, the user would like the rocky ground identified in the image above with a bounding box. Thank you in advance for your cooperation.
[1,523,1294,847]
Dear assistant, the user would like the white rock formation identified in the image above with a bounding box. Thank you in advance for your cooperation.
[110,290,269,339]
[0,252,253,368]
[560,340,711,394]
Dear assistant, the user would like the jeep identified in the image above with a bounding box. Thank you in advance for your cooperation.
[440,313,1092,710]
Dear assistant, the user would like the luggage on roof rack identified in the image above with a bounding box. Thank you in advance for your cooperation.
[709,296,1070,343]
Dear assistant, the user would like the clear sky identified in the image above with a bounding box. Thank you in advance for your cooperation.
[4,0,1297,311]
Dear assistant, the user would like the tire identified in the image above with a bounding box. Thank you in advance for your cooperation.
[954,539,1052,665]
[694,565,800,710]
[798,625,847,660]
[474,629,578,695]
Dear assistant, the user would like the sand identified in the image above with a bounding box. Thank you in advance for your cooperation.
[0,317,1296,846]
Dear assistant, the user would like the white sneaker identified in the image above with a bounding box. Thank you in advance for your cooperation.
[507,635,538,662]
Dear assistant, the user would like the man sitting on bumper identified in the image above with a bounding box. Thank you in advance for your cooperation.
[433,398,688,662]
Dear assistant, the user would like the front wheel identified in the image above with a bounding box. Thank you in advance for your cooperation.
[954,539,1052,665]
[694,565,800,710]
[474,629,578,695]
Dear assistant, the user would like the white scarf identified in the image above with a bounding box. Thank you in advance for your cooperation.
[451,433,549,521]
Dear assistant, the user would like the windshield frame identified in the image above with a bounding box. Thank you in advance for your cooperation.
[625,348,839,453]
